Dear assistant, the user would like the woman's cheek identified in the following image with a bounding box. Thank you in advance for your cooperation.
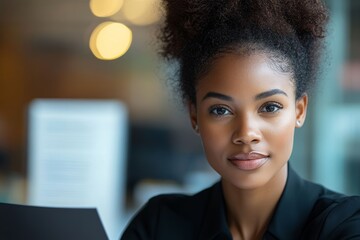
[200,123,228,159]
[268,117,295,159]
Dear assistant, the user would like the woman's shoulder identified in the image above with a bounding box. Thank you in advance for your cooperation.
[120,182,219,240]
[302,190,360,239]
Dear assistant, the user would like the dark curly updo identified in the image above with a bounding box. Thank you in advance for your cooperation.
[159,0,329,104]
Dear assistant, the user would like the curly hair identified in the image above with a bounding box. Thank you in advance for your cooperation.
[159,0,329,104]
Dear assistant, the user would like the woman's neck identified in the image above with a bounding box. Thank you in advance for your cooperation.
[221,164,288,240]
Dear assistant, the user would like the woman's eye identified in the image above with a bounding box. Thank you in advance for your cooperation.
[259,102,283,113]
[209,106,231,116]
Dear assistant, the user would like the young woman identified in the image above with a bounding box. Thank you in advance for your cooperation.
[121,0,360,239]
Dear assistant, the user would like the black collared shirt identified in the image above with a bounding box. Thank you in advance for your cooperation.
[121,167,360,239]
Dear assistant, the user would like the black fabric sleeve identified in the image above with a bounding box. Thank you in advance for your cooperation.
[333,216,360,239]
[323,197,360,240]
[120,197,161,240]
[328,209,360,240]
[302,196,360,240]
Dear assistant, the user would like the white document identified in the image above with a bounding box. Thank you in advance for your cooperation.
[27,99,128,240]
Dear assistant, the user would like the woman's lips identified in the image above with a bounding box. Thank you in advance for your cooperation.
[228,152,269,171]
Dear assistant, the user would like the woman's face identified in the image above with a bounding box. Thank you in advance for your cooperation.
[190,53,307,190]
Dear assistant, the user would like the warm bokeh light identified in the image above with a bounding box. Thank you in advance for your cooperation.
[89,22,132,60]
[122,0,161,26]
[89,0,124,17]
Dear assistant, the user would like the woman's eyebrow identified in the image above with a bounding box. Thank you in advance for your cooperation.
[202,92,233,102]
[202,89,288,102]
[255,89,288,100]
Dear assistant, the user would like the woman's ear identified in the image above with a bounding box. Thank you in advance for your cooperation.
[295,93,308,128]
[188,102,199,133]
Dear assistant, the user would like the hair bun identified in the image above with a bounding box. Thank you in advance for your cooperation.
[159,0,328,60]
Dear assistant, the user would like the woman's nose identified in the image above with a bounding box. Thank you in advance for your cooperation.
[231,114,262,145]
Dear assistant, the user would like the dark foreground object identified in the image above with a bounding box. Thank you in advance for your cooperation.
[0,202,108,240]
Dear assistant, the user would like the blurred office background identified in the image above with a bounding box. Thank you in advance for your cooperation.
[0,0,359,238]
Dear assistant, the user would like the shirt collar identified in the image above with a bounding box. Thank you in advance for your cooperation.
[266,165,320,239]
[198,182,232,240]
[198,165,321,240]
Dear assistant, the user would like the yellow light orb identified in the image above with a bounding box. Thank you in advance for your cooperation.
[89,22,132,60]
[122,0,161,26]
[90,0,124,17]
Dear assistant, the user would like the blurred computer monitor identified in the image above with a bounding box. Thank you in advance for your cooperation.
[27,99,128,240]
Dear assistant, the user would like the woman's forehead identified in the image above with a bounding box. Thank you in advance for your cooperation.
[199,53,294,84]
[196,53,296,100]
